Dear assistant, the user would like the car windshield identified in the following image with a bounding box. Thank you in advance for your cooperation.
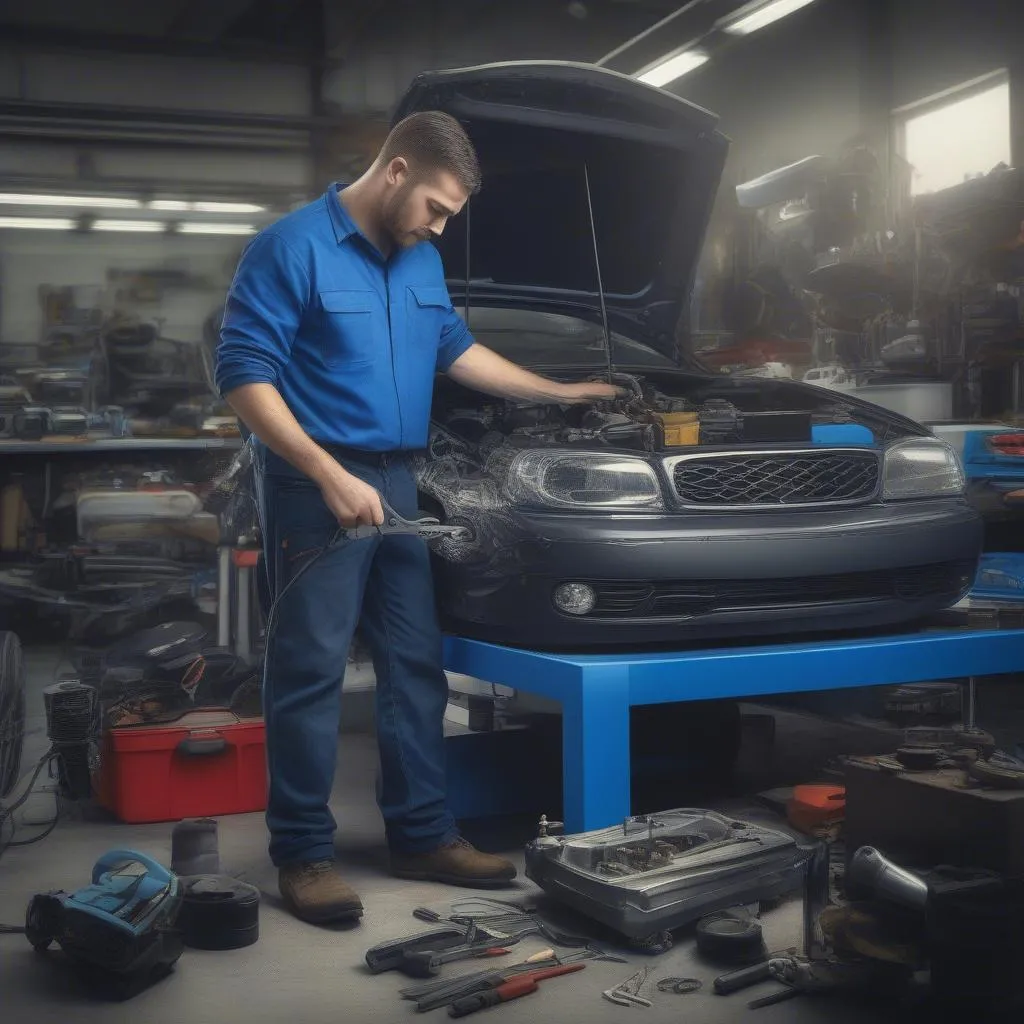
[457,306,675,369]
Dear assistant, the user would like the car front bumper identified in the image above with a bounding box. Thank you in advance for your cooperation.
[432,499,983,649]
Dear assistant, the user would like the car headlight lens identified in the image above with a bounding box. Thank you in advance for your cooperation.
[883,438,965,499]
[507,452,663,509]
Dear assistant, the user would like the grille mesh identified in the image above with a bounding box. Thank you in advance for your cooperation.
[588,562,974,619]
[671,451,879,507]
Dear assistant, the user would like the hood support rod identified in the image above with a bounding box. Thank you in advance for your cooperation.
[582,162,614,385]
[463,197,471,329]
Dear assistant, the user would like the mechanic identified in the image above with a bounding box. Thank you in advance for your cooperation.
[215,111,618,925]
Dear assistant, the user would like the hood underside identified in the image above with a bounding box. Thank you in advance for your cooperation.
[392,61,730,365]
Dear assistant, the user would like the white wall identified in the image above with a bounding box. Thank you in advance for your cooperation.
[0,229,244,345]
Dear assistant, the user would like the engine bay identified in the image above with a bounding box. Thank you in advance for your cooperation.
[430,370,907,457]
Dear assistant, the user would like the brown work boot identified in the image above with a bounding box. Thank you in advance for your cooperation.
[278,860,363,924]
[390,837,517,888]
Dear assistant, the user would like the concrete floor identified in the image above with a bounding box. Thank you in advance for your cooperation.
[2,646,1021,1024]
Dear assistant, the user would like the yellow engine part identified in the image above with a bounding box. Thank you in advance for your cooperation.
[657,411,699,447]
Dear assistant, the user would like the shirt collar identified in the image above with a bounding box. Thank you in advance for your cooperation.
[325,182,358,245]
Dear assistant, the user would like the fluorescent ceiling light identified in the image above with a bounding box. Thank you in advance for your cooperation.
[151,199,266,213]
[193,201,265,213]
[0,193,140,208]
[0,216,75,230]
[636,49,708,88]
[178,222,257,235]
[93,220,165,233]
[723,0,818,35]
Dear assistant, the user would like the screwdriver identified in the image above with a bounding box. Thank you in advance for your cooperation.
[448,963,585,1017]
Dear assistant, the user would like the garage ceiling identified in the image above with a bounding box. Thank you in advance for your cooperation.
[0,0,686,63]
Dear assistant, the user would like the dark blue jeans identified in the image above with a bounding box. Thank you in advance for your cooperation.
[255,445,457,866]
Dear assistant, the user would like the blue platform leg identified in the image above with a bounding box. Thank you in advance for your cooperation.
[561,663,631,833]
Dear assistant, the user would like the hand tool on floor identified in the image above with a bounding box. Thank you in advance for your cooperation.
[413,898,601,952]
[365,924,475,974]
[366,918,520,977]
[656,976,703,994]
[448,963,585,1017]
[24,849,184,1000]
[713,961,774,995]
[402,946,621,1011]
[602,966,653,1007]
[343,501,472,542]
[401,936,518,978]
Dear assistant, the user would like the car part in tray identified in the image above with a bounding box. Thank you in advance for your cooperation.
[524,808,821,942]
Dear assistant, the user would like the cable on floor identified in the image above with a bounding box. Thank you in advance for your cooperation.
[0,748,62,862]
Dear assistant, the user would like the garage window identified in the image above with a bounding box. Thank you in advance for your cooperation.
[896,71,1012,196]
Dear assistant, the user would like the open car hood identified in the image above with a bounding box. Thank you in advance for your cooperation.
[392,61,729,367]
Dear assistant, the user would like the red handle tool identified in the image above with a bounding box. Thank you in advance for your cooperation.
[448,963,585,1017]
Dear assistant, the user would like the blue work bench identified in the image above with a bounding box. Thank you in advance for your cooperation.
[443,620,1024,834]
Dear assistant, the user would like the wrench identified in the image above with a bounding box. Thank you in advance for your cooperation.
[343,500,472,542]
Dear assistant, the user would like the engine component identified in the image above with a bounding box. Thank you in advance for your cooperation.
[176,874,260,950]
[696,908,767,965]
[524,809,820,941]
[657,411,700,447]
[49,408,89,436]
[846,846,929,910]
[13,406,49,440]
[42,677,100,800]
[170,817,221,876]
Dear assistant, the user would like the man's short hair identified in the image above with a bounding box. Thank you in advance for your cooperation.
[381,111,481,195]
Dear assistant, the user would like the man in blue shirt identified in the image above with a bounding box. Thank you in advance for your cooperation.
[216,111,616,925]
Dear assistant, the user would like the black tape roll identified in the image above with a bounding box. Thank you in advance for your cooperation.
[695,909,766,966]
[177,875,260,950]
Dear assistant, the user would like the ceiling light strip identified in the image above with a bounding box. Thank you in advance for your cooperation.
[636,49,709,88]
[178,222,257,235]
[93,220,166,233]
[723,0,818,35]
[0,193,140,208]
[0,216,76,230]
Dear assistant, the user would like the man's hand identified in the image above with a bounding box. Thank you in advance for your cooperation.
[555,380,624,404]
[312,459,385,529]
[223,382,386,530]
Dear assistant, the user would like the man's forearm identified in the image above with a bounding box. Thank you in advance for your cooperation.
[444,344,574,402]
[224,382,334,483]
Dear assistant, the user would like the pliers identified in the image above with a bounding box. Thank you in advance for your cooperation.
[343,500,472,542]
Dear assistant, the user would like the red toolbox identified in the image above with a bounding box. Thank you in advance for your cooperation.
[94,708,267,824]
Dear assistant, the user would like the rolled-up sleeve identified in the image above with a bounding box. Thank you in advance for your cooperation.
[215,231,310,397]
[436,304,475,372]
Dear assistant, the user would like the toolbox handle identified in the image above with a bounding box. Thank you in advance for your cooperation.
[176,733,228,757]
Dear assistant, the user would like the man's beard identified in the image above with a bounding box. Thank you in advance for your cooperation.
[382,185,424,249]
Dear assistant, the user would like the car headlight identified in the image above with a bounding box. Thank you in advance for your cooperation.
[507,451,664,509]
[882,438,965,499]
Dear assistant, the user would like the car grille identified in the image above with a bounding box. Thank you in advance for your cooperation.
[669,450,879,507]
[586,561,975,619]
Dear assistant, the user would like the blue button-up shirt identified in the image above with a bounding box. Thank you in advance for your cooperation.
[215,182,474,451]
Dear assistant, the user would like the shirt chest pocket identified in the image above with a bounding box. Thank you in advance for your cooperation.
[407,285,449,346]
[319,289,380,370]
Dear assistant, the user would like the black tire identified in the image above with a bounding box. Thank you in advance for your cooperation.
[0,630,27,799]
